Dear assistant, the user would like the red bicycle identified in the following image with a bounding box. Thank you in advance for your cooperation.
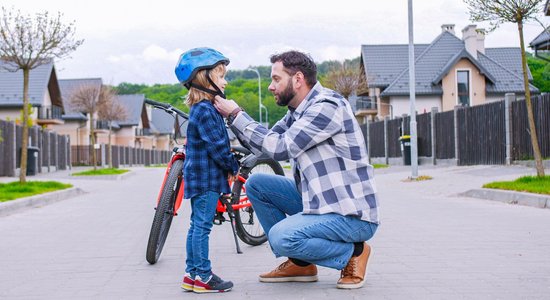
[144,99,284,264]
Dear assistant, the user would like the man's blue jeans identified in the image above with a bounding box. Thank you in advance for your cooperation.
[185,191,219,280]
[245,173,378,270]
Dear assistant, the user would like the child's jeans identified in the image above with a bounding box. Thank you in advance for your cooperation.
[185,191,219,279]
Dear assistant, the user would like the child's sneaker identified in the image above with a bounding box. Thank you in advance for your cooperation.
[181,273,194,292]
[193,273,233,293]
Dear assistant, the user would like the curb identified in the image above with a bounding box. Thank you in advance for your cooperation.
[68,171,134,181]
[0,187,86,217]
[460,188,550,209]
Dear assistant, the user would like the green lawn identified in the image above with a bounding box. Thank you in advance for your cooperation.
[0,181,73,202]
[483,175,550,195]
[72,168,129,176]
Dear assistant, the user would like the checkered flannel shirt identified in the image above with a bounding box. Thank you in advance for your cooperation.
[183,100,239,199]
[230,82,379,224]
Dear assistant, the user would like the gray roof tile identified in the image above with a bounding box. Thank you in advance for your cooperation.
[116,94,145,126]
[0,60,62,108]
[58,78,103,121]
[150,108,175,134]
[361,44,429,88]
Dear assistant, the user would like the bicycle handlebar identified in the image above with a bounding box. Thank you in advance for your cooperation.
[144,98,256,155]
[145,99,189,120]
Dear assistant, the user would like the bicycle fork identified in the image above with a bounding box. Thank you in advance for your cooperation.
[220,194,243,254]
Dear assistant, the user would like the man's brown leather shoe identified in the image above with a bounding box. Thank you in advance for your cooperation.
[336,243,371,289]
[259,259,318,282]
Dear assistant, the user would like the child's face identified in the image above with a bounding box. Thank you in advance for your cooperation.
[211,69,227,93]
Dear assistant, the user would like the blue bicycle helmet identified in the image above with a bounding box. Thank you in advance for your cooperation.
[175,47,229,93]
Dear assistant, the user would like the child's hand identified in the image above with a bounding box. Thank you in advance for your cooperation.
[228,173,238,183]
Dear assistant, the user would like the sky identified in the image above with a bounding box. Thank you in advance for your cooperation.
[2,0,548,85]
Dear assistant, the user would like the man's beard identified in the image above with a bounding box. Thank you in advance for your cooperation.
[275,78,295,107]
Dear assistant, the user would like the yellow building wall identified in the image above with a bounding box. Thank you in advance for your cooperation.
[441,58,486,112]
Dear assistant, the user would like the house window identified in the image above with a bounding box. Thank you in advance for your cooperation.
[457,70,470,106]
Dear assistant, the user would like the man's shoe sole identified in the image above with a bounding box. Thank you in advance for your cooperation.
[336,280,365,289]
[259,275,318,283]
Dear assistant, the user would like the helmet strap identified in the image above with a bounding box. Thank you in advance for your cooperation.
[185,69,226,99]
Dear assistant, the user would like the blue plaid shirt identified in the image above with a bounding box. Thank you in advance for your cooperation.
[230,83,379,224]
[183,100,239,199]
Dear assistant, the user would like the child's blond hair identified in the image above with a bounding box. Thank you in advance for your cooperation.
[185,64,226,107]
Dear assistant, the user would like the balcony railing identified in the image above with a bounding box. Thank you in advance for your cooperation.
[355,97,377,110]
[37,105,63,120]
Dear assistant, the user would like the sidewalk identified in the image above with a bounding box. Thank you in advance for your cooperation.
[0,164,549,299]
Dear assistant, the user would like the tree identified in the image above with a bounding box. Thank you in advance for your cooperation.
[0,6,83,183]
[321,60,367,99]
[97,87,127,168]
[70,84,104,170]
[464,0,546,176]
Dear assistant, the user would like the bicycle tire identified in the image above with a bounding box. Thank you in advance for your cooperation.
[146,159,184,264]
[232,158,284,246]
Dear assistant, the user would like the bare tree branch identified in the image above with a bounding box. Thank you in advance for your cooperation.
[464,0,546,176]
[0,6,83,182]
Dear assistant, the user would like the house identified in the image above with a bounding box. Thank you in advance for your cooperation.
[358,24,539,122]
[0,60,65,126]
[149,107,178,150]
[56,78,102,147]
[529,0,550,62]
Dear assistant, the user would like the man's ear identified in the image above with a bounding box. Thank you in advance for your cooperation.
[294,71,304,88]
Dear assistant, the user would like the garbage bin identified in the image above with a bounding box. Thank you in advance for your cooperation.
[26,146,40,176]
[399,135,411,166]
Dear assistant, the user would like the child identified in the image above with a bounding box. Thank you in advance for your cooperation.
[174,47,239,293]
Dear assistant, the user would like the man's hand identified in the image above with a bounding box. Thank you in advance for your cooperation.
[214,95,239,118]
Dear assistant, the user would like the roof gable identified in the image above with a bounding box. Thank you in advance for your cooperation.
[116,94,147,127]
[381,31,464,96]
[432,48,496,84]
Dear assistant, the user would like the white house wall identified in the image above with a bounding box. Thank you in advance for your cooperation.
[390,96,441,117]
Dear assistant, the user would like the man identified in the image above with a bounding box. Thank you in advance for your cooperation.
[214,50,379,289]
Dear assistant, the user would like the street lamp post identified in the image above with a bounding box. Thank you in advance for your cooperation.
[247,68,263,124]
[408,0,418,178]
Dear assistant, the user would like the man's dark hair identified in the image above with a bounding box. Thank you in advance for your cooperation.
[270,50,317,88]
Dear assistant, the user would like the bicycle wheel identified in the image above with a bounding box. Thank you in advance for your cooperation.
[232,158,284,246]
[146,159,183,264]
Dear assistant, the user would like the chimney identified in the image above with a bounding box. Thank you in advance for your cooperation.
[462,24,485,58]
[441,24,455,35]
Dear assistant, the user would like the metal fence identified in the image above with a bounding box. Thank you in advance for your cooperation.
[0,120,173,177]
[366,93,550,166]
[0,120,71,176]
[71,145,171,168]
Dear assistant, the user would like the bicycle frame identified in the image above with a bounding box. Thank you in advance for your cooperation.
[156,148,250,216]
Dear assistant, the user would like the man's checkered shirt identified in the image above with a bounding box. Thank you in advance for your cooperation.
[230,82,379,224]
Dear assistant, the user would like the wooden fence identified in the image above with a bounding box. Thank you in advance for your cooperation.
[366,93,550,166]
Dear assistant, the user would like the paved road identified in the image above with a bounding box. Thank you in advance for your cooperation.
[0,164,549,299]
